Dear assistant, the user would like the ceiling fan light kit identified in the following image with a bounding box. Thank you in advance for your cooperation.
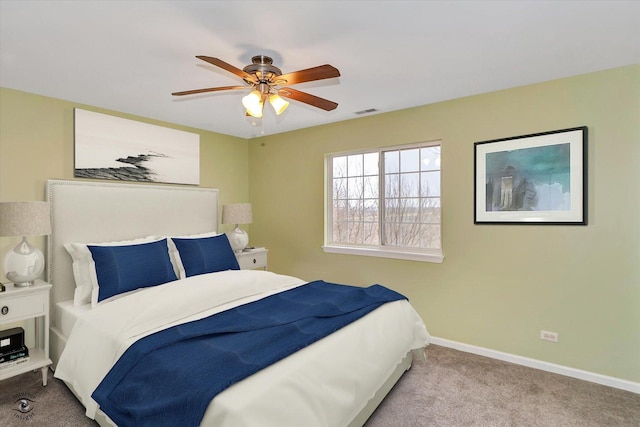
[173,55,340,120]
[241,83,289,118]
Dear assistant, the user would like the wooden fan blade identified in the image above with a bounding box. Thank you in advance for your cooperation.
[196,56,256,83]
[278,88,338,111]
[277,64,340,86]
[172,86,246,96]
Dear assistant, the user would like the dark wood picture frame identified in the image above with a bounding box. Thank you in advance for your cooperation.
[474,126,587,225]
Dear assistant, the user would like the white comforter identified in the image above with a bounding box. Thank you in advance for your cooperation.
[54,270,430,426]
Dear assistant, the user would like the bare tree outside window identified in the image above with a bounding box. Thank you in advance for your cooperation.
[328,143,441,253]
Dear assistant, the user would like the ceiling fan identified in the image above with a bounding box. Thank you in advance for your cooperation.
[172,55,341,118]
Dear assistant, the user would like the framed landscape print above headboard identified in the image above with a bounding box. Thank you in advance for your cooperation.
[74,109,200,185]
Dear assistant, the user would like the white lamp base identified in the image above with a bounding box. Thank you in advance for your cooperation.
[3,237,44,286]
[226,225,249,253]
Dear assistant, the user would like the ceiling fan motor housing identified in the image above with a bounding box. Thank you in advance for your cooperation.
[243,55,283,84]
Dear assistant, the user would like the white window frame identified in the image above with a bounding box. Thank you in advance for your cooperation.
[323,141,444,263]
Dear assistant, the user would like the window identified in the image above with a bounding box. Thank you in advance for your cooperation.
[324,142,443,263]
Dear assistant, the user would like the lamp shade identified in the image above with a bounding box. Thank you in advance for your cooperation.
[0,201,52,237]
[269,94,289,115]
[222,203,252,225]
[242,91,264,118]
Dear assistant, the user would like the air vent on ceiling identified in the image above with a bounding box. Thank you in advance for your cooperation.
[354,108,378,115]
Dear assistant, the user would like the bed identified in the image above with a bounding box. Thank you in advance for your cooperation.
[46,179,430,427]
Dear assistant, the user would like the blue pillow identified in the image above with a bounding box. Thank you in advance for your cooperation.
[88,239,178,302]
[171,234,239,277]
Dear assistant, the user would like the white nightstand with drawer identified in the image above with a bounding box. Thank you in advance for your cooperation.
[236,248,268,270]
[0,280,52,386]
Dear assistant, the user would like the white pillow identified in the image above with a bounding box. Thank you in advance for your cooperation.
[64,236,160,307]
[166,231,219,279]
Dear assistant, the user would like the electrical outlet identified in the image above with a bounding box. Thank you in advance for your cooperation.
[540,330,559,342]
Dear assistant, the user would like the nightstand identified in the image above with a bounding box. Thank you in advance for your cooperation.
[0,280,52,386]
[236,247,268,270]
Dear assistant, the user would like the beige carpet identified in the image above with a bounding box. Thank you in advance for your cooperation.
[1,345,638,426]
[366,345,640,426]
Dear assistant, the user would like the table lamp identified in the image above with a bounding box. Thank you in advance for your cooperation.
[222,203,252,253]
[0,201,52,286]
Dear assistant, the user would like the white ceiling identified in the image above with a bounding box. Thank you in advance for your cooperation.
[1,1,638,139]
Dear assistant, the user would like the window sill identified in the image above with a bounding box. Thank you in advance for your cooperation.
[322,245,444,263]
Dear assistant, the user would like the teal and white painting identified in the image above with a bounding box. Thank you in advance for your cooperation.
[474,127,586,224]
[485,143,571,212]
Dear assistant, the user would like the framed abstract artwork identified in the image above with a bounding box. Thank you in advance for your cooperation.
[474,126,587,225]
[74,109,200,185]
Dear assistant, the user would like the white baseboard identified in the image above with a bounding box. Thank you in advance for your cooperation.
[429,336,640,394]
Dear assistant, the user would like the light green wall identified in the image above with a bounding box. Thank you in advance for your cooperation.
[248,65,640,383]
[0,87,249,278]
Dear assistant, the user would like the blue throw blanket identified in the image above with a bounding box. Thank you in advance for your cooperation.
[91,280,407,427]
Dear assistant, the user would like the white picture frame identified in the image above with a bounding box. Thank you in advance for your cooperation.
[74,109,200,185]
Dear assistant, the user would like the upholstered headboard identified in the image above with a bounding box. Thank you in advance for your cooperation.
[46,179,219,310]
